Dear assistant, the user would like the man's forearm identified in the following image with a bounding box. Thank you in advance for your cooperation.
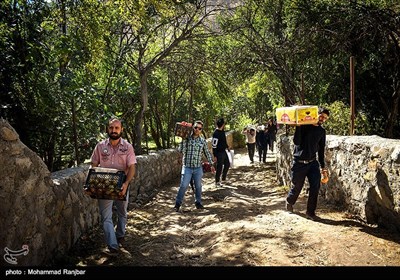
[125,164,136,184]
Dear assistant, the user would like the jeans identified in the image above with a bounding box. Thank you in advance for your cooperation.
[98,190,129,250]
[286,160,321,214]
[175,166,203,206]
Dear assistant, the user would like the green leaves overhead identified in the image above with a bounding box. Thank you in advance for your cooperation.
[1,0,399,171]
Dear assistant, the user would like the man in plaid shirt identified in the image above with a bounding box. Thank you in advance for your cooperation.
[174,120,214,212]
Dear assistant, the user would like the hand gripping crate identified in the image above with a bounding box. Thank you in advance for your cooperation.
[174,121,192,138]
[84,167,127,201]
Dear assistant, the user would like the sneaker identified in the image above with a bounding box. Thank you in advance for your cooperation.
[104,246,119,256]
[306,212,320,221]
[173,203,181,212]
[195,203,204,209]
[117,237,124,247]
[215,182,222,187]
[286,202,293,213]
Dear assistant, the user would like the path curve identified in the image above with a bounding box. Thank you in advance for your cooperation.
[62,148,400,267]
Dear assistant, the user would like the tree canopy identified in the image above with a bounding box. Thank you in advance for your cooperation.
[1,0,398,171]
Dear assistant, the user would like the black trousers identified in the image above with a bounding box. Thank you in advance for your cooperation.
[215,150,230,183]
[258,146,267,162]
[246,142,256,162]
[286,160,321,215]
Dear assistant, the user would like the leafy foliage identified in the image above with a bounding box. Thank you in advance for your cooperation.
[323,100,371,136]
[0,0,399,171]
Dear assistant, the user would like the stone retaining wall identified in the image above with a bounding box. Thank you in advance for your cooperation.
[276,133,400,232]
[7,114,399,265]
[0,117,235,266]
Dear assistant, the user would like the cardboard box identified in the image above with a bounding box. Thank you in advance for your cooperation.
[174,121,192,138]
[276,106,318,125]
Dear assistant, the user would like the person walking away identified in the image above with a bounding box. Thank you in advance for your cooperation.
[89,118,136,255]
[266,118,277,152]
[242,126,256,163]
[256,125,268,163]
[212,118,230,186]
[285,108,330,221]
[174,120,215,212]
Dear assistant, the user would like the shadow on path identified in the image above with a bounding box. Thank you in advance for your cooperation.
[58,148,400,267]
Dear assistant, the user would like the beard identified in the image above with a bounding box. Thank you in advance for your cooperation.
[108,132,122,140]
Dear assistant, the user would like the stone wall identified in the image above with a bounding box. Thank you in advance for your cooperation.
[276,133,400,232]
[0,118,235,266]
[0,119,97,266]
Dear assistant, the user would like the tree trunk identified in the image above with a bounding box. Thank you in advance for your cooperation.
[384,87,399,138]
[71,97,80,165]
[134,71,148,154]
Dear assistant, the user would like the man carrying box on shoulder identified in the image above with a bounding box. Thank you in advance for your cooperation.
[285,108,330,221]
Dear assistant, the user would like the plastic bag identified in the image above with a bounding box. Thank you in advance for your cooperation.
[226,150,234,168]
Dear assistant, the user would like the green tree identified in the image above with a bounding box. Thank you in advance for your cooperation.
[291,0,400,138]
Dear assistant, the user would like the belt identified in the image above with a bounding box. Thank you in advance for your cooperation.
[296,158,316,164]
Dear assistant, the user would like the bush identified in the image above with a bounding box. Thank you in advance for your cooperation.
[232,130,246,148]
[323,101,370,136]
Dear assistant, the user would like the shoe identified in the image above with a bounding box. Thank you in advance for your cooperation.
[306,212,320,221]
[195,203,204,209]
[286,202,293,213]
[104,246,119,256]
[173,203,181,212]
[216,182,222,187]
[117,237,124,247]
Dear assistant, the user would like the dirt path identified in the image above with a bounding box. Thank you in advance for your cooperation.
[62,148,400,267]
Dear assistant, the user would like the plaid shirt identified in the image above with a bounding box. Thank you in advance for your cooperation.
[179,136,213,168]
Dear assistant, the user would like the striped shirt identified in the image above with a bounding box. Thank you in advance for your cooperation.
[179,136,213,168]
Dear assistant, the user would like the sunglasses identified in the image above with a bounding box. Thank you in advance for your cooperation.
[194,126,202,130]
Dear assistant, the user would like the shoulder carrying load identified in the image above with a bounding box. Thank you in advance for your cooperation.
[174,121,192,138]
[276,105,318,125]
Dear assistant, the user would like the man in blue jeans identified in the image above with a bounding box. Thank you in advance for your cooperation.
[285,108,330,221]
[174,120,214,212]
[90,118,136,255]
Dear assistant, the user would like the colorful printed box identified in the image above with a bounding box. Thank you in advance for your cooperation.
[174,121,192,138]
[276,105,318,125]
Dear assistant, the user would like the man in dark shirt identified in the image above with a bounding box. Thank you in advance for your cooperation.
[212,118,230,186]
[285,108,330,220]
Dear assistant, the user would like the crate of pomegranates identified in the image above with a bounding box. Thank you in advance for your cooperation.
[83,167,127,201]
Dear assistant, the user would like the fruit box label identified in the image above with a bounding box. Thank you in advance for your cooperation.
[276,106,318,125]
